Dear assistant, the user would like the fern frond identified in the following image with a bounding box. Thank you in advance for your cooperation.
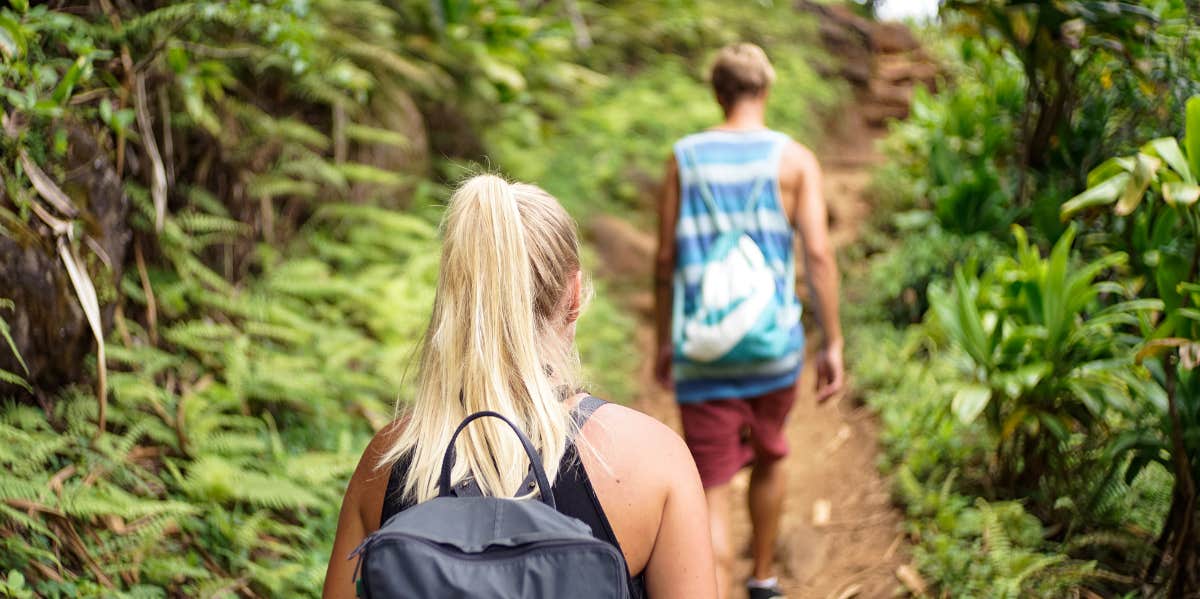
[344,123,409,148]
[978,499,1014,558]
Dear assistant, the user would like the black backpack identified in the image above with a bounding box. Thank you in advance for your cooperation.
[351,410,632,599]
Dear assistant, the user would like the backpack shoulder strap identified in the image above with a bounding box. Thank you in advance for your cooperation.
[452,396,606,499]
[679,145,727,233]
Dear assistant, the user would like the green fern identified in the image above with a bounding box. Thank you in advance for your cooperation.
[0,299,30,391]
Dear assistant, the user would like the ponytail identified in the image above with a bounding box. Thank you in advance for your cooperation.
[381,174,583,503]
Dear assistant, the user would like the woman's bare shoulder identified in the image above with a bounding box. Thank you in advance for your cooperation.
[344,418,408,532]
[581,402,694,482]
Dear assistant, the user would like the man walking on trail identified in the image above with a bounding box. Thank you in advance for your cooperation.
[654,43,845,599]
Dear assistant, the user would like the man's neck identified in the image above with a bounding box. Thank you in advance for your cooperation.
[718,100,767,131]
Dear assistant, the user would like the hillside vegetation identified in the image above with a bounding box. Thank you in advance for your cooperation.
[849,2,1200,595]
[0,1,839,596]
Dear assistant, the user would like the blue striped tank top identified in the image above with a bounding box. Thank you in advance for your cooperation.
[671,129,805,404]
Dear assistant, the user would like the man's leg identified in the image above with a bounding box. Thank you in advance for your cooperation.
[748,457,787,579]
[746,384,798,583]
[706,483,735,599]
[679,399,754,599]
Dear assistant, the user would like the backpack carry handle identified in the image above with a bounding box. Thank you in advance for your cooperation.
[438,411,556,509]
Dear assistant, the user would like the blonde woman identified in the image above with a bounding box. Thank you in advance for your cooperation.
[324,175,716,599]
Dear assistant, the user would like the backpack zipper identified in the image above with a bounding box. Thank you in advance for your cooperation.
[353,532,626,598]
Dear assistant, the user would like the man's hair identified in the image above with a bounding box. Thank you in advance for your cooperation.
[709,43,776,110]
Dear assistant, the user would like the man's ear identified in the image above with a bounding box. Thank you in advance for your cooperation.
[566,270,583,325]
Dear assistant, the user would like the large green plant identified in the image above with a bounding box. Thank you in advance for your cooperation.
[875,36,1025,235]
[928,225,1153,511]
[1062,95,1200,598]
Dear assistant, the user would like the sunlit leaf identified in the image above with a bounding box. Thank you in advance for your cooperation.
[1061,172,1130,217]
[0,13,25,60]
[1162,182,1200,207]
[1145,137,1192,182]
[1186,96,1200,178]
[952,384,991,424]
[1086,156,1135,188]
[51,56,87,105]
[1114,153,1160,215]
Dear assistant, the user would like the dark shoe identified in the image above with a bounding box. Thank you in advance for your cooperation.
[747,582,786,599]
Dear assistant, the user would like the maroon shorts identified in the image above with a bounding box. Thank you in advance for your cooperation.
[679,384,797,488]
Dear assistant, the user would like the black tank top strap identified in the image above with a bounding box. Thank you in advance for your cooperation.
[378,396,647,598]
[572,394,607,427]
[557,396,647,597]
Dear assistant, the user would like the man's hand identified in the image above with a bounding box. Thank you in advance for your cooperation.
[655,344,674,390]
[814,341,845,403]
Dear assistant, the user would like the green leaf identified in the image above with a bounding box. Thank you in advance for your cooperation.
[1002,362,1051,397]
[1186,95,1200,179]
[1115,153,1160,215]
[478,54,526,91]
[167,46,189,73]
[0,12,25,60]
[954,269,992,368]
[0,315,28,376]
[952,384,991,424]
[1157,252,1190,312]
[1086,156,1135,188]
[0,368,31,391]
[52,56,87,105]
[1163,182,1200,206]
[1062,172,1130,217]
[1037,412,1070,442]
[1146,137,1193,183]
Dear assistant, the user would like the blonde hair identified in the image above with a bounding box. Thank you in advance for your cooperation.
[710,42,776,110]
[380,174,585,503]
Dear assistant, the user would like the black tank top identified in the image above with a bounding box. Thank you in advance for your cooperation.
[379,396,648,599]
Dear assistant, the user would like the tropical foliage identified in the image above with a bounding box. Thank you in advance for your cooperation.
[0,0,836,596]
[854,1,1200,595]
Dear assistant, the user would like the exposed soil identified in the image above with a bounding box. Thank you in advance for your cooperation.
[606,20,936,597]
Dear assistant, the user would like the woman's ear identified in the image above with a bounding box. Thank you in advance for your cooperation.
[566,270,583,326]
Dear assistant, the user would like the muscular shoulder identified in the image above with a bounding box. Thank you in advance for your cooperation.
[779,139,819,181]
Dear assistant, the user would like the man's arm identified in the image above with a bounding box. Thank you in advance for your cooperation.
[653,155,681,388]
[790,143,844,402]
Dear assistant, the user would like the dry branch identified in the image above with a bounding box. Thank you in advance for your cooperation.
[134,73,168,231]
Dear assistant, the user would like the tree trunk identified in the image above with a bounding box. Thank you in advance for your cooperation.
[1161,358,1200,597]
